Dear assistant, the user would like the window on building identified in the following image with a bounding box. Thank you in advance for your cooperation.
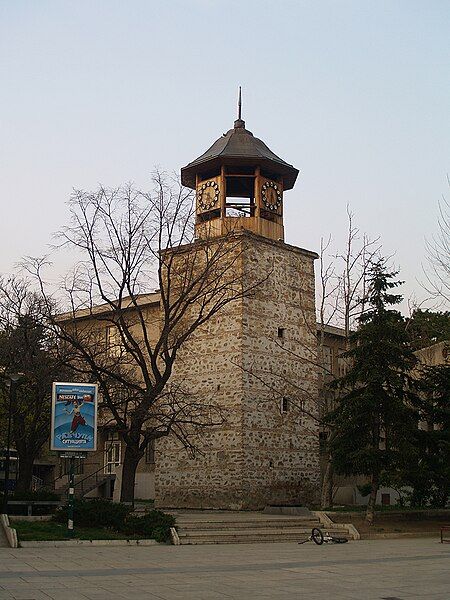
[105,325,124,358]
[322,346,333,374]
[104,431,121,474]
[381,493,391,506]
[145,439,155,464]
[281,397,289,413]
[337,351,348,378]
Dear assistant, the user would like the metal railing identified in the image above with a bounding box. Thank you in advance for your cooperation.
[46,462,101,494]
[31,475,44,492]
[68,464,115,497]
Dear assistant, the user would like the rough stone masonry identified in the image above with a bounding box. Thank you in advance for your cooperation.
[155,231,320,509]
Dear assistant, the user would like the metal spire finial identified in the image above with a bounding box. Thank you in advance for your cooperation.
[234,86,245,129]
[238,86,242,120]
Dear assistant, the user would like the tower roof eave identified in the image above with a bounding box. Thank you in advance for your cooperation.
[181,122,299,190]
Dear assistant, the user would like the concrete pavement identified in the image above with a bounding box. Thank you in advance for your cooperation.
[0,537,448,599]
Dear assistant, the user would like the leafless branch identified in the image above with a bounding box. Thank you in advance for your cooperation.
[24,171,265,501]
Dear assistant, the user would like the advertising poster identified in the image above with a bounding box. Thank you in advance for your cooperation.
[51,382,98,451]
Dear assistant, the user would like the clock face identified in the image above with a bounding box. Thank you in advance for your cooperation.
[197,180,220,211]
[261,180,282,212]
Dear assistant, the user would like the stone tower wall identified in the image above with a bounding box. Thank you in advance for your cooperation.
[154,232,320,509]
[154,236,246,509]
[240,236,320,508]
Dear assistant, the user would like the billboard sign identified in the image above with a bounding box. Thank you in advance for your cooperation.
[51,382,98,451]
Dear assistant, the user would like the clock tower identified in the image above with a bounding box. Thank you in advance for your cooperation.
[155,98,320,510]
[181,92,298,243]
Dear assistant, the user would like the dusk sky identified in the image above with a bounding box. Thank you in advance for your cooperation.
[1,1,449,310]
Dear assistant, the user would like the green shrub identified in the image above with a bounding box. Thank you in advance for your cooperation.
[53,498,131,529]
[53,500,174,542]
[121,510,176,542]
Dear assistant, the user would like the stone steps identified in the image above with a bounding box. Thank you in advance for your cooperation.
[175,514,354,545]
[178,529,351,545]
[176,519,322,530]
[178,527,347,543]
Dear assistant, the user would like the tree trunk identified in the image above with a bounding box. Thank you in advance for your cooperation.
[120,445,143,504]
[15,451,35,494]
[15,438,36,492]
[321,454,334,509]
[365,474,379,525]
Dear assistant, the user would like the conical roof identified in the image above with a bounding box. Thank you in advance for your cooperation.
[181,118,299,190]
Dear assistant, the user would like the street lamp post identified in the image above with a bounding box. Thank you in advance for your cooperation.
[2,374,22,515]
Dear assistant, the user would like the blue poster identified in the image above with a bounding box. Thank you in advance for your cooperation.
[51,382,98,451]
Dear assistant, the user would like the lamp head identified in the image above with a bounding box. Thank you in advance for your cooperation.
[9,373,24,383]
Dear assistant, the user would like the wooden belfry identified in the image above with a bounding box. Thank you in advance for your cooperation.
[181,89,299,242]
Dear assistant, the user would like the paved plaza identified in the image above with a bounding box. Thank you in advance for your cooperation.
[0,538,448,600]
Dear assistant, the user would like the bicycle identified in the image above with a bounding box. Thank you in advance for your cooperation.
[298,527,349,545]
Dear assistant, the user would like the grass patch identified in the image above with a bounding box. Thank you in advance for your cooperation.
[15,502,176,543]
[330,513,450,535]
[13,520,145,541]
[326,505,450,513]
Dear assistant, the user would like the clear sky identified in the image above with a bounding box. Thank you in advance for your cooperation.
[1,1,449,309]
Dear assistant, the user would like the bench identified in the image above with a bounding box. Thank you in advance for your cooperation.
[8,501,62,516]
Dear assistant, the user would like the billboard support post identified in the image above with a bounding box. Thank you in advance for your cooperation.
[68,455,75,538]
[60,451,86,538]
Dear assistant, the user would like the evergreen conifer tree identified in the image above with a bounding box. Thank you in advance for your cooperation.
[407,364,450,507]
[328,260,419,524]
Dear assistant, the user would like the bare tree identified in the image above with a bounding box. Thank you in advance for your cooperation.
[313,235,341,509]
[317,208,381,507]
[422,183,450,307]
[26,172,264,503]
[332,207,382,342]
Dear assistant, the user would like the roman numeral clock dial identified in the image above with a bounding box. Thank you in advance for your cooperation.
[261,181,282,212]
[197,180,219,211]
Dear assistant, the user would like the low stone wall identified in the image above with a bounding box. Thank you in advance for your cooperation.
[0,514,18,548]
[313,511,360,540]
[327,509,450,520]
[9,515,52,522]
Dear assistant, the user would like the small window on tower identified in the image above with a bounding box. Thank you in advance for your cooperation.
[145,439,155,465]
[319,430,328,450]
[277,327,285,339]
[281,397,289,413]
